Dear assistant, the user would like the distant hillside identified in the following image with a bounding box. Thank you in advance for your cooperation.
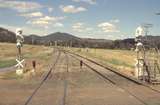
[114,38,135,49]
[42,32,82,46]
[0,27,16,43]
[0,27,160,49]
[24,32,82,46]
[81,38,113,48]
[44,32,81,42]
[144,35,160,47]
[25,33,114,48]
[25,34,42,45]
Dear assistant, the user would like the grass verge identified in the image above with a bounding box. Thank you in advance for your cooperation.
[0,59,16,68]
[1,71,23,79]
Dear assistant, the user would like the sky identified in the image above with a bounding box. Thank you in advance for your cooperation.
[0,0,160,39]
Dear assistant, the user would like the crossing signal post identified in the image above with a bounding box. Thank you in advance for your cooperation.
[134,25,160,83]
[135,26,146,80]
[15,28,24,75]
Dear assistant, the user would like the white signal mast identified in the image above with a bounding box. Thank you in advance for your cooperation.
[15,28,25,75]
[142,23,153,36]
[134,24,153,80]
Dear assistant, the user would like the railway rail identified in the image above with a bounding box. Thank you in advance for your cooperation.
[69,53,149,105]
[23,48,70,105]
[64,49,160,105]
[60,51,69,105]
[66,50,160,92]
[22,48,160,105]
[24,49,61,105]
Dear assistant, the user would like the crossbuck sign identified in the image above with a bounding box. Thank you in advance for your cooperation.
[15,59,24,68]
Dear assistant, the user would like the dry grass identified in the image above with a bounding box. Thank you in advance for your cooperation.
[0,42,53,79]
[0,43,136,77]
[69,48,136,76]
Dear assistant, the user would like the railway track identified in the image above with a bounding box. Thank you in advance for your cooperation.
[24,49,61,105]
[64,50,160,105]
[22,48,160,105]
[59,51,70,105]
[66,50,160,92]
[23,48,70,105]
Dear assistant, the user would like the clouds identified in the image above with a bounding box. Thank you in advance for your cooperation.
[98,20,120,33]
[72,22,84,32]
[0,0,42,13]
[0,0,124,39]
[71,20,120,38]
[72,0,96,5]
[20,12,43,18]
[39,16,64,22]
[53,23,64,27]
[0,0,89,13]
[27,16,65,26]
[72,22,93,32]
[98,22,120,33]
[110,19,120,23]
[48,7,54,13]
[27,20,49,25]
[60,5,87,13]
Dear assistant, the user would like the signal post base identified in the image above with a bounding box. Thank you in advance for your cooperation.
[16,69,23,75]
